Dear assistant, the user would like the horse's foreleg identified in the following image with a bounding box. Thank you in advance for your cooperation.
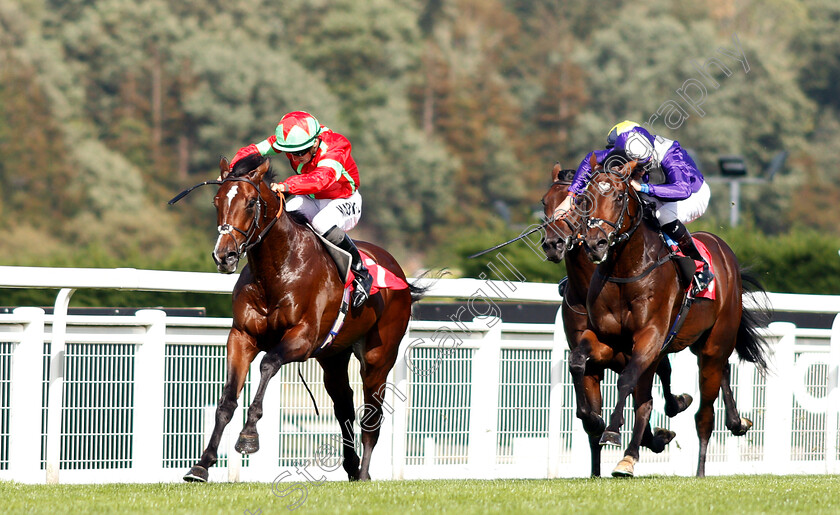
[601,331,661,447]
[612,369,655,477]
[568,335,608,476]
[234,349,283,455]
[569,333,608,434]
[184,329,259,482]
[319,349,361,481]
[237,335,309,455]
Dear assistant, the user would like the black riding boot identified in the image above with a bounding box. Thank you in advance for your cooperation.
[324,226,373,308]
[661,219,714,293]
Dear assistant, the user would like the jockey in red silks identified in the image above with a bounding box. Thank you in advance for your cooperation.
[230,111,373,308]
[554,120,714,293]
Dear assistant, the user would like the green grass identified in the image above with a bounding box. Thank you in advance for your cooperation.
[4,476,840,514]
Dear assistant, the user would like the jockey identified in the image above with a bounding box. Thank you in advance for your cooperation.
[230,111,373,308]
[554,120,714,293]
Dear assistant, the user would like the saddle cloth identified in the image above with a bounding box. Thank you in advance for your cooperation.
[667,237,716,300]
[359,251,410,294]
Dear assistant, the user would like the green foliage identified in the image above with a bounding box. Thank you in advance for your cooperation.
[693,223,840,294]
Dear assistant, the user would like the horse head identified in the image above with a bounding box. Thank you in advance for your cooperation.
[212,154,282,273]
[541,163,583,262]
[580,153,641,264]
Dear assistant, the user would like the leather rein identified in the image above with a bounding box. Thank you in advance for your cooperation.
[169,176,282,261]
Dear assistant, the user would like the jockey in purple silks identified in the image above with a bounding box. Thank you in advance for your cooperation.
[554,120,714,293]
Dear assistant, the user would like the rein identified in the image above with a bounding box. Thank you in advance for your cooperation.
[469,181,580,259]
[169,176,282,260]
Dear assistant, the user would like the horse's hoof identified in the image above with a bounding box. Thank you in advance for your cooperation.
[183,465,209,483]
[731,416,753,436]
[599,431,621,447]
[649,427,676,453]
[612,456,637,478]
[665,393,693,417]
[235,433,260,454]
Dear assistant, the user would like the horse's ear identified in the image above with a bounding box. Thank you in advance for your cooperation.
[589,152,599,170]
[251,157,270,182]
[219,157,231,180]
[552,162,563,181]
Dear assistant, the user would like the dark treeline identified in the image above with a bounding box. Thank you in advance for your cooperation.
[1,0,839,311]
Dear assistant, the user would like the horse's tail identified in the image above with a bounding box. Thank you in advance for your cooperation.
[408,269,448,303]
[735,268,772,373]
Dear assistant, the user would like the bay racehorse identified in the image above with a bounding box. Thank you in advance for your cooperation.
[574,155,769,477]
[541,164,692,476]
[174,154,425,482]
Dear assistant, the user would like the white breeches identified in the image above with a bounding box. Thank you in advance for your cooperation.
[653,181,710,225]
[285,191,363,234]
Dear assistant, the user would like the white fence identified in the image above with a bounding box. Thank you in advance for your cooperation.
[0,266,838,484]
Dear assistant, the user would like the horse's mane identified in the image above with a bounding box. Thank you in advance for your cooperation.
[229,153,309,227]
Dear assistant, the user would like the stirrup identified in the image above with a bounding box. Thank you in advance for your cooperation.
[351,270,373,308]
[692,264,714,294]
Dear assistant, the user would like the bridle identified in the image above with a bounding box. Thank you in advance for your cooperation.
[168,173,283,263]
[214,176,281,262]
[583,170,643,250]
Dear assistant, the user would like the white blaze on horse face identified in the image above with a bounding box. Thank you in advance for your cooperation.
[597,181,611,194]
[214,185,240,260]
[226,184,239,209]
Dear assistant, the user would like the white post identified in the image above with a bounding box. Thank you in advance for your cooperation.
[9,307,46,483]
[670,349,700,476]
[467,318,501,478]
[132,310,167,479]
[547,306,565,478]
[764,322,796,473]
[391,337,410,480]
[826,314,840,473]
[46,287,75,484]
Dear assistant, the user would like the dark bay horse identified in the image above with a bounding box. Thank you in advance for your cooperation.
[541,164,692,477]
[575,156,769,477]
[180,154,424,482]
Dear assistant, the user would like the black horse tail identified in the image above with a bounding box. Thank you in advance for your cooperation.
[735,268,772,373]
[408,269,448,303]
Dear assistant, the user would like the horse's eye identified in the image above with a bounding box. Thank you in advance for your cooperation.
[247,198,257,208]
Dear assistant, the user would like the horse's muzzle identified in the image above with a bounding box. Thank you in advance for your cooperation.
[584,237,609,264]
[212,250,239,274]
[542,238,566,263]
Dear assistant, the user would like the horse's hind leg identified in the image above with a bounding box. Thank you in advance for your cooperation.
[720,362,752,435]
[319,348,362,481]
[658,357,693,417]
[356,319,406,481]
[694,353,728,478]
[184,329,259,482]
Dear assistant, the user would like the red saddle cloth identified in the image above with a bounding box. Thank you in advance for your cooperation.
[671,237,716,300]
[347,251,409,294]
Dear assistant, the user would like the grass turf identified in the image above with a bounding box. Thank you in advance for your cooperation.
[4,475,840,514]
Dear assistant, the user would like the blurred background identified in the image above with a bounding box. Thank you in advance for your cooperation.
[2,0,839,314]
